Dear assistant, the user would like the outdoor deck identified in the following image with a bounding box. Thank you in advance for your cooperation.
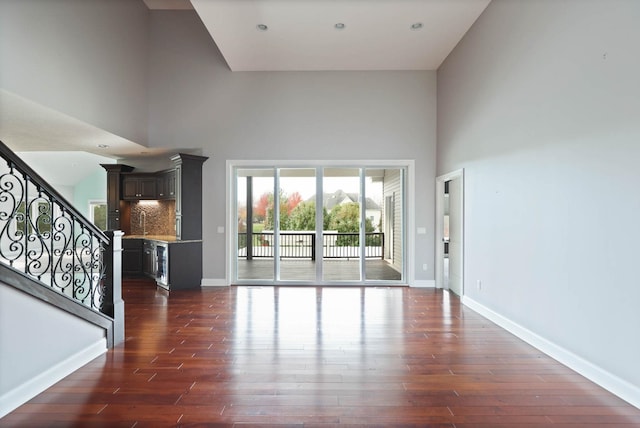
[237,259,402,282]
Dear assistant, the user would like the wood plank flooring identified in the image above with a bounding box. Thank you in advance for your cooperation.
[2,279,639,427]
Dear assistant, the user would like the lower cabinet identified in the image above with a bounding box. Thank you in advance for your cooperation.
[122,239,142,276]
[122,238,202,290]
[157,241,202,291]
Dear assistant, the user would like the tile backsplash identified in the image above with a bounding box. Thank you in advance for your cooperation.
[130,200,176,236]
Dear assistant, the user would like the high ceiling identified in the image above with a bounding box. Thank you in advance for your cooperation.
[2,0,490,184]
[149,0,491,71]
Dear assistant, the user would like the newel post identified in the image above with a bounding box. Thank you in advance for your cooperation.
[102,230,125,346]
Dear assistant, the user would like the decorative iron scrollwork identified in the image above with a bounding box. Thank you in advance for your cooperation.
[0,155,107,312]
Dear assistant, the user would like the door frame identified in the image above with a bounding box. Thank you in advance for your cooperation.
[435,169,464,293]
[226,159,415,286]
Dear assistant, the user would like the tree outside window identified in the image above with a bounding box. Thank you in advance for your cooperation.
[89,201,107,231]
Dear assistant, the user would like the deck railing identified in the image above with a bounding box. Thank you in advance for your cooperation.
[238,232,384,260]
[0,140,123,345]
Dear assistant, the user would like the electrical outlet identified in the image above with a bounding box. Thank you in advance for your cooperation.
[422,263,428,271]
[477,280,482,290]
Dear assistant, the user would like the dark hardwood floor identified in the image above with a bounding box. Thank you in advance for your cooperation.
[2,279,639,427]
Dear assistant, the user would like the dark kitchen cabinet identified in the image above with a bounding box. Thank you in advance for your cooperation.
[156,241,202,291]
[171,154,207,240]
[157,170,176,200]
[101,164,133,231]
[123,238,201,290]
[122,175,157,200]
[103,154,207,290]
[122,238,143,276]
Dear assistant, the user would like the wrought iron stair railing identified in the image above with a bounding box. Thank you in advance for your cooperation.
[0,140,123,347]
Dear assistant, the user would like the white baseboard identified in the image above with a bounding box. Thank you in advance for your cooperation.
[0,339,107,418]
[462,296,640,410]
[201,278,229,287]
[411,279,435,288]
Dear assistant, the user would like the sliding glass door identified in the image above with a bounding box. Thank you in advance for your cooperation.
[322,168,361,282]
[233,164,405,285]
[236,169,274,282]
[278,168,317,281]
[367,168,403,281]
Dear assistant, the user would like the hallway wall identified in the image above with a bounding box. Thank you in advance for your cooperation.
[437,0,640,403]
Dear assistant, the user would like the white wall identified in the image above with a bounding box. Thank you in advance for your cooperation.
[438,0,640,402]
[0,0,149,145]
[74,169,107,219]
[147,11,437,282]
[0,282,106,417]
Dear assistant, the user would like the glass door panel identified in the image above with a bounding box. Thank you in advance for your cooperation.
[233,164,406,285]
[236,169,274,281]
[364,168,403,282]
[322,168,361,282]
[278,168,317,281]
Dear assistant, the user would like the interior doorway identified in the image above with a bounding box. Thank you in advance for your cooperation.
[435,169,464,295]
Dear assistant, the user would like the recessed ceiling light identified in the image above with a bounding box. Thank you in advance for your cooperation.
[410,22,423,30]
[97,144,109,148]
[335,23,345,30]
[256,24,268,31]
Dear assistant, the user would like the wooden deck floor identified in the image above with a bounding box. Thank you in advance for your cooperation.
[238,259,402,282]
[2,279,639,426]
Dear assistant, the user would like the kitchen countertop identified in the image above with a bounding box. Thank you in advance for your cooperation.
[123,234,202,244]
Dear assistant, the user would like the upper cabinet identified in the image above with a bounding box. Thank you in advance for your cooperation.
[157,170,176,200]
[122,175,158,200]
[101,164,134,231]
[102,154,208,237]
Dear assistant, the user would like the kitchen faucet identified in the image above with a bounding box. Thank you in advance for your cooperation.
[140,210,147,235]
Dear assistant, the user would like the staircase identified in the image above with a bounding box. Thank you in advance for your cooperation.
[0,140,124,417]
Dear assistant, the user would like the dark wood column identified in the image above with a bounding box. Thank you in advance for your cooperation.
[170,154,208,240]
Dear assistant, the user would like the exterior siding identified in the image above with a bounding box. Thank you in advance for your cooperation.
[382,169,403,275]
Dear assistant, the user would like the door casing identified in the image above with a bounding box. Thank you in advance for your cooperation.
[435,169,464,294]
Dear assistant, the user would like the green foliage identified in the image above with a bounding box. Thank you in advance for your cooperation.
[288,201,316,231]
[288,201,331,231]
[264,190,290,230]
[92,204,107,231]
[327,202,355,232]
[261,196,373,244]
[365,233,381,247]
[238,233,247,249]
[326,202,374,246]
[15,201,52,235]
[327,202,374,233]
